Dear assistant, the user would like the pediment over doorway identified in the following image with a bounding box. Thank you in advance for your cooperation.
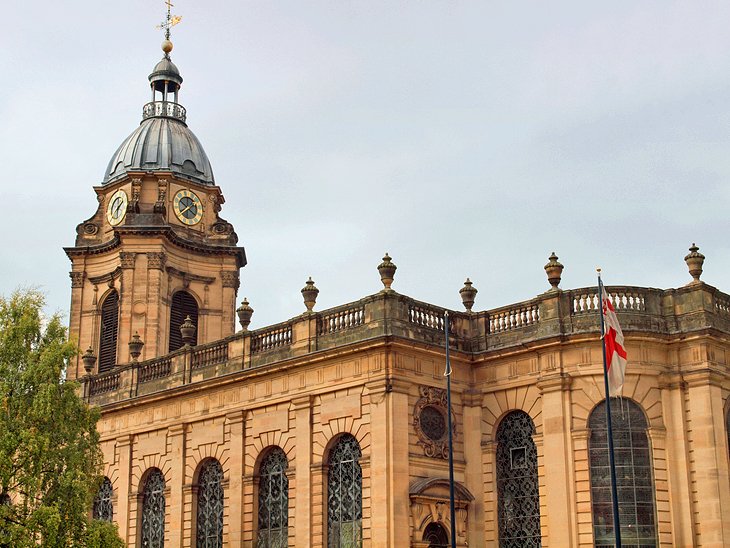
[409,477,473,547]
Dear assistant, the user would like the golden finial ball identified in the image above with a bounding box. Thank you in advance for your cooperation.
[162,39,174,54]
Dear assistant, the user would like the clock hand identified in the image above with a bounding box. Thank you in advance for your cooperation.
[180,204,195,215]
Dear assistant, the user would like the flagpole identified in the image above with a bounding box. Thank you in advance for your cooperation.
[597,270,622,548]
[444,311,457,548]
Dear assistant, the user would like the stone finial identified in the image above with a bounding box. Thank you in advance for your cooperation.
[459,278,478,312]
[378,253,397,290]
[544,252,564,290]
[81,346,97,374]
[301,277,319,311]
[684,243,705,284]
[180,316,196,346]
[236,298,254,331]
[128,332,144,363]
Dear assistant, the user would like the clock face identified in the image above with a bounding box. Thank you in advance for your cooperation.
[173,189,203,226]
[106,189,128,226]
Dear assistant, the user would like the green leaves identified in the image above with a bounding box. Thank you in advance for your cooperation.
[0,289,121,547]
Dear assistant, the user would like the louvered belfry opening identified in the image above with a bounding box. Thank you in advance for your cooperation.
[98,290,119,373]
[169,290,199,352]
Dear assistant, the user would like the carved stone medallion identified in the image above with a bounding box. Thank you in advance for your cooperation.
[413,385,455,459]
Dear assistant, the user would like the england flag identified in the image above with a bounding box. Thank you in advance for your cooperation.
[601,288,627,397]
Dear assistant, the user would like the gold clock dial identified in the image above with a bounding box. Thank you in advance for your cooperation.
[173,189,203,226]
[106,189,128,226]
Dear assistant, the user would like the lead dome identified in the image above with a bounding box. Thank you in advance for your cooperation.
[102,47,215,186]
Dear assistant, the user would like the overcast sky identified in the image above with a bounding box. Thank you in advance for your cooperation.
[2,1,729,329]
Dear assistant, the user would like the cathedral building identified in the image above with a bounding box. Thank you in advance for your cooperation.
[65,36,730,548]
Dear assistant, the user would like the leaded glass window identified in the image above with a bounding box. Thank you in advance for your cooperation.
[257,448,289,548]
[327,435,362,548]
[141,468,166,548]
[197,460,224,548]
[93,477,113,522]
[496,410,541,548]
[589,399,657,547]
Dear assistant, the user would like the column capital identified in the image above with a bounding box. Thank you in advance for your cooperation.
[167,423,186,437]
[536,372,571,393]
[225,410,246,425]
[290,395,312,410]
[116,434,134,447]
[684,368,725,388]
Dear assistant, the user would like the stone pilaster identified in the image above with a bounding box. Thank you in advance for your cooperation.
[537,373,576,547]
[365,378,391,547]
[167,424,186,547]
[462,390,485,547]
[225,411,245,545]
[685,370,730,547]
[116,434,133,543]
[292,396,312,547]
[658,373,695,545]
[389,379,411,547]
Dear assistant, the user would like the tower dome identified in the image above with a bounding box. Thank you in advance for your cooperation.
[103,44,214,186]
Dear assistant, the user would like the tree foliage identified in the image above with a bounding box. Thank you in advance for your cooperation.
[0,290,123,547]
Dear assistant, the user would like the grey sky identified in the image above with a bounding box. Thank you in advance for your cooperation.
[2,1,729,329]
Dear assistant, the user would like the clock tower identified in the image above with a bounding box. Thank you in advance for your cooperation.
[64,38,245,380]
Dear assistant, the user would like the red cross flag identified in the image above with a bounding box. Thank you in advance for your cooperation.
[601,288,627,397]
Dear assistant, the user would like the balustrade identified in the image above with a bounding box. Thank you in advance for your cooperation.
[571,287,647,315]
[251,323,293,354]
[138,357,172,383]
[487,303,540,333]
[409,303,448,331]
[317,305,365,335]
[192,341,229,370]
[89,371,120,396]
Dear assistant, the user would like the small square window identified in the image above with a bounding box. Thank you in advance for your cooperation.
[510,446,527,469]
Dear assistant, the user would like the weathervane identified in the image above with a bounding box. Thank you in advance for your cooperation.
[156,0,182,42]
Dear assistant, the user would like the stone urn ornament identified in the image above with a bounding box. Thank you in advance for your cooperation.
[459,278,478,312]
[378,253,397,290]
[301,277,319,311]
[684,243,705,284]
[180,316,196,346]
[237,298,254,331]
[544,252,564,290]
[81,346,97,374]
[128,332,144,362]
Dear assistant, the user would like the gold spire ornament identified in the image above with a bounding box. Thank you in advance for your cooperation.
[156,0,183,54]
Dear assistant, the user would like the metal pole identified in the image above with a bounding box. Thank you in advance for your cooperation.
[598,272,622,548]
[444,311,457,548]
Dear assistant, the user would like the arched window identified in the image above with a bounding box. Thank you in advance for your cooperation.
[141,468,166,548]
[496,410,541,547]
[327,434,362,548]
[256,448,289,547]
[93,477,114,522]
[169,291,198,351]
[196,460,224,548]
[423,522,449,548]
[98,290,119,372]
[589,399,657,547]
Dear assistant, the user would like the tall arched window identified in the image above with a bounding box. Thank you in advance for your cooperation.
[196,459,224,548]
[93,476,114,522]
[327,434,362,548]
[589,399,657,547]
[496,410,541,547]
[141,468,166,548]
[98,290,119,372]
[169,291,198,351]
[257,447,289,547]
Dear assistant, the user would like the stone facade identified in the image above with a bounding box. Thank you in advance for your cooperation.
[77,266,730,547]
[66,33,730,548]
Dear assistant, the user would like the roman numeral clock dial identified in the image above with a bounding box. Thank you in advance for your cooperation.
[173,189,203,225]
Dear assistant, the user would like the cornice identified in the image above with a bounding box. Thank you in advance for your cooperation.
[65,225,246,267]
